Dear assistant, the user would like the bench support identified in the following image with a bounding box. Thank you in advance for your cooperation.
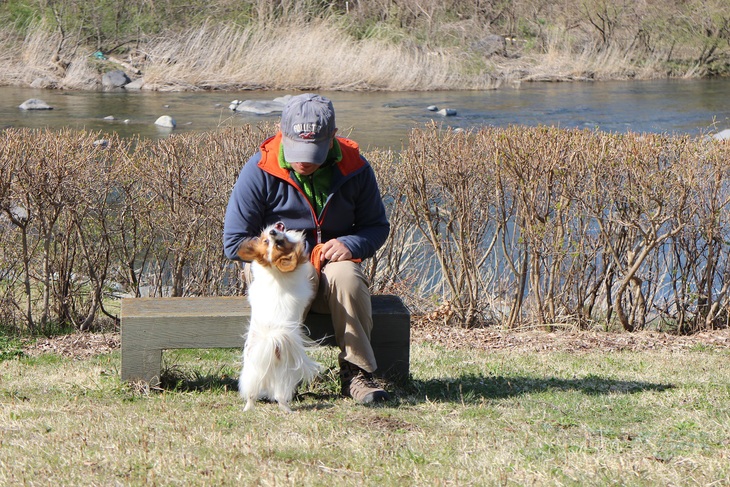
[121,295,410,387]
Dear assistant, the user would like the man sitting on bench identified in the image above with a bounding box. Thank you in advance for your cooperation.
[222,93,391,404]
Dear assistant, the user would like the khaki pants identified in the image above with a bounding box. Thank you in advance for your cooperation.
[243,260,378,373]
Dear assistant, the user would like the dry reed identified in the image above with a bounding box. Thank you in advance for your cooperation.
[1,0,727,91]
[140,20,490,91]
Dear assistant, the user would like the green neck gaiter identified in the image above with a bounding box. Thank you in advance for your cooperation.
[279,139,342,216]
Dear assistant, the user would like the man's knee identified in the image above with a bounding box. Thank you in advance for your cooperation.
[322,261,369,296]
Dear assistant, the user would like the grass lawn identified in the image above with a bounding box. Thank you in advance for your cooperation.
[1,329,729,486]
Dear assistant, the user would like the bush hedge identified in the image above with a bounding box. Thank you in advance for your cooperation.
[2,125,729,333]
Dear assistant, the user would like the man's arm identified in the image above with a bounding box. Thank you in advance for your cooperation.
[223,154,266,261]
[337,164,390,260]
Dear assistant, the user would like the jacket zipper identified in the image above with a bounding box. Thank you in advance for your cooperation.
[287,173,323,245]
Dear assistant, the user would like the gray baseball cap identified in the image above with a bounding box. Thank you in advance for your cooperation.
[281,93,336,164]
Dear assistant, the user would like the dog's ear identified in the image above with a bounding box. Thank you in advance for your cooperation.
[274,253,298,273]
[236,237,260,262]
[273,240,306,272]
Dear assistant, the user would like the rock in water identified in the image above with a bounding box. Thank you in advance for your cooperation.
[19,99,52,110]
[154,115,176,128]
[234,95,292,114]
[102,70,131,89]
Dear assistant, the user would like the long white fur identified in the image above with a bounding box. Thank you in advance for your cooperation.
[239,224,320,412]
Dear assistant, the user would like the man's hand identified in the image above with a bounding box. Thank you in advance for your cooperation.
[320,239,352,263]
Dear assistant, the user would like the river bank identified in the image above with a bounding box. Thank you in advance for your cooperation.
[1,11,728,94]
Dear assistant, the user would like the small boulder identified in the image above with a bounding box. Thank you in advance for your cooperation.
[154,115,176,128]
[271,95,292,105]
[124,78,145,90]
[19,99,52,110]
[30,77,57,89]
[471,34,508,57]
[712,129,730,141]
[9,204,29,223]
[437,108,457,117]
[102,70,131,90]
[233,95,292,115]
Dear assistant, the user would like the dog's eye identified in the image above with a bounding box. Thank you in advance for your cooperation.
[263,239,269,245]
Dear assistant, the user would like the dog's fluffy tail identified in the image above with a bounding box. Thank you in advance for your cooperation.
[240,321,321,402]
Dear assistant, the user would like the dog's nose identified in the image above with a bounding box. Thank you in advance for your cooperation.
[269,229,277,236]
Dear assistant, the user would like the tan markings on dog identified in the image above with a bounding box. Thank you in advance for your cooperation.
[237,226,308,272]
[236,237,262,262]
[271,237,306,273]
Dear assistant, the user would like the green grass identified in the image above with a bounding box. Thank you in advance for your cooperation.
[0,335,24,361]
[1,340,729,486]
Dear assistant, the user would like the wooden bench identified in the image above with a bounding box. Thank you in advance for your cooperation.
[121,294,410,387]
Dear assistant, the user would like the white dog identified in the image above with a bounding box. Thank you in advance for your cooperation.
[235,222,321,412]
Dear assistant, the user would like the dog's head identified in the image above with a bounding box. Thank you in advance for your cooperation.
[236,222,308,273]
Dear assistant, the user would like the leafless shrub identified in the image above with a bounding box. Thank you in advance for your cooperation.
[121,126,264,298]
[660,138,730,332]
[2,125,730,334]
[0,129,119,332]
[401,123,502,327]
[0,126,262,332]
[399,124,730,332]
[365,146,436,315]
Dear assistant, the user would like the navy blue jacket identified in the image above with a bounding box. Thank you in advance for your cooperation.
[223,132,390,261]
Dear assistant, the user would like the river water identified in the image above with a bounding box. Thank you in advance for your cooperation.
[2,79,729,150]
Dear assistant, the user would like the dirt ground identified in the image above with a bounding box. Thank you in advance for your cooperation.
[20,323,730,360]
[22,332,121,359]
[410,323,730,353]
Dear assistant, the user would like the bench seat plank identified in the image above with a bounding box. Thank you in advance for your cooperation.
[121,295,410,386]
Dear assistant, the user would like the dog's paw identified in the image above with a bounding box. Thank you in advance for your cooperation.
[236,237,260,261]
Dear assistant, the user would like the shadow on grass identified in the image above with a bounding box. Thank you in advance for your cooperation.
[159,365,239,392]
[399,373,674,404]
[158,365,673,407]
[158,365,341,399]
[158,366,342,410]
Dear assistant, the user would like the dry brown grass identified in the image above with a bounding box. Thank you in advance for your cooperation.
[1,0,729,90]
[509,27,669,81]
[0,18,498,91]
[140,20,495,92]
[0,20,98,89]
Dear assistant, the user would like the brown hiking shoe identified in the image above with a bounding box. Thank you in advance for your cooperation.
[339,362,390,404]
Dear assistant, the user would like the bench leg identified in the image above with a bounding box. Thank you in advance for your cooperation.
[121,346,163,387]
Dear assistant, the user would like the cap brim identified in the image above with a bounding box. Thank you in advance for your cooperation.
[282,136,330,164]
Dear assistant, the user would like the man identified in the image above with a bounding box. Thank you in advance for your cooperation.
[223,93,391,404]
